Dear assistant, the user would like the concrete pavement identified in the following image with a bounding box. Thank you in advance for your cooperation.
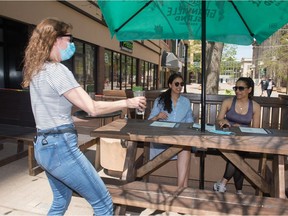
[186,82,281,97]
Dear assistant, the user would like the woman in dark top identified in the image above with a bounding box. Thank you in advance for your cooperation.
[214,77,261,194]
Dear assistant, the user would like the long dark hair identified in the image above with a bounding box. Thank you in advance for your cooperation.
[237,77,254,99]
[157,73,183,113]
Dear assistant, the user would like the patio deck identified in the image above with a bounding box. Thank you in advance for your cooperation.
[0,140,165,216]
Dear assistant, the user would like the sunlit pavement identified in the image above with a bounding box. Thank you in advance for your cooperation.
[186,82,282,98]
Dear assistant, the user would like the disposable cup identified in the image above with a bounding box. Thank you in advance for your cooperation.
[133,90,145,115]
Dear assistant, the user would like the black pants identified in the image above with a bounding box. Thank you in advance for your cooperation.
[223,151,247,191]
[267,89,272,97]
[223,161,244,190]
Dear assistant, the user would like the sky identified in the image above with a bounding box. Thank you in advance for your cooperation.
[235,45,252,60]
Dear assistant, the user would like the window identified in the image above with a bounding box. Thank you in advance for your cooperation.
[104,49,157,90]
[73,41,96,92]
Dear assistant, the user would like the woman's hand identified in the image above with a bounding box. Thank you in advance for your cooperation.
[126,96,146,110]
[157,112,168,120]
[218,119,231,128]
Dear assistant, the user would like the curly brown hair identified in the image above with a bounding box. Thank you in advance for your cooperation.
[22,18,72,88]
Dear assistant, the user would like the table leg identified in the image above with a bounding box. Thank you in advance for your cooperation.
[121,141,138,182]
[94,138,102,171]
[27,141,43,176]
[272,155,286,198]
[198,150,206,190]
[114,140,138,215]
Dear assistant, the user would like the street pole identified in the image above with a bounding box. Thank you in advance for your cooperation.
[184,43,188,93]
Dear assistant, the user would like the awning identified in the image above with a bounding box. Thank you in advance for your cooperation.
[161,51,181,71]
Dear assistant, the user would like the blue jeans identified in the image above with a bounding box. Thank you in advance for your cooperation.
[34,124,113,215]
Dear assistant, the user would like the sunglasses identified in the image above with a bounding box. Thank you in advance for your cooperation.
[233,86,249,91]
[60,34,73,43]
[174,82,184,87]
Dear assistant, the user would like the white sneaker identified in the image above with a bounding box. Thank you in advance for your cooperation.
[213,181,226,193]
[236,190,243,195]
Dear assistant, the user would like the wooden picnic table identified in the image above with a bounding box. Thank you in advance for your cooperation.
[91,118,288,213]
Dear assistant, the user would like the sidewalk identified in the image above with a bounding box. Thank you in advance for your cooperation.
[0,143,94,216]
[186,82,280,97]
[0,141,179,216]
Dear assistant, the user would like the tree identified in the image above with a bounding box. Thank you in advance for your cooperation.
[205,42,224,94]
[188,41,201,83]
[261,26,288,90]
[222,44,237,61]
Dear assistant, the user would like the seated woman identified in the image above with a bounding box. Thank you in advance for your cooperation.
[148,73,193,187]
[214,77,261,194]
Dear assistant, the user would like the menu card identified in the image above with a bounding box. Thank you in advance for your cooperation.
[193,123,216,131]
[239,127,268,134]
[150,121,176,128]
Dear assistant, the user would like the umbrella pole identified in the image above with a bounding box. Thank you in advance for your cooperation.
[199,0,207,191]
[184,43,188,93]
[200,1,206,132]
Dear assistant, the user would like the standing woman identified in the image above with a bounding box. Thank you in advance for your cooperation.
[22,18,146,215]
[214,77,260,194]
[149,73,193,187]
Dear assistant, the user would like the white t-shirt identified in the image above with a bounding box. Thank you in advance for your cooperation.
[30,62,80,129]
[267,80,274,90]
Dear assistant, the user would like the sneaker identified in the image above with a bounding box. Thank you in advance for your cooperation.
[236,190,243,195]
[213,181,226,192]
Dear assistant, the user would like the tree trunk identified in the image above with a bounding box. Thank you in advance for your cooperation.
[205,42,224,94]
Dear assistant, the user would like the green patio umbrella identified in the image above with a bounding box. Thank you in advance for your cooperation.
[97,0,288,130]
[98,0,288,44]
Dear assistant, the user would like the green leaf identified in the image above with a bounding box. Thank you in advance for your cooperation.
[132,86,143,91]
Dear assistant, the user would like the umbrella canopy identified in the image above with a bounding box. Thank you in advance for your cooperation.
[97,0,288,131]
[98,0,288,45]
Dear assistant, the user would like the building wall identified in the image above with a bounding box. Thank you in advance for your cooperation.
[0,1,161,63]
[0,0,167,92]
[240,58,253,78]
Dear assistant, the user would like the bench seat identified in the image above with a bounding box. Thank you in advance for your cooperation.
[107,181,288,215]
[0,123,98,176]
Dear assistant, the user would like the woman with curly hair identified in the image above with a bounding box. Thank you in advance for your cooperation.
[22,18,146,215]
[148,73,193,187]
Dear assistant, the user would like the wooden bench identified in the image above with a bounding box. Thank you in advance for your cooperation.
[107,181,288,215]
[0,88,98,175]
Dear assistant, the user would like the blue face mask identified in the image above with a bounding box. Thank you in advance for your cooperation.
[60,42,76,61]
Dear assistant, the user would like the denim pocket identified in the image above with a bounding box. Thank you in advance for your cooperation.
[36,142,61,172]
[63,131,78,148]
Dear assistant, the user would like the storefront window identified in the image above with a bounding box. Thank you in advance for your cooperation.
[85,44,95,92]
[113,52,121,89]
[104,50,112,90]
[74,41,96,92]
[74,41,84,88]
[103,49,156,91]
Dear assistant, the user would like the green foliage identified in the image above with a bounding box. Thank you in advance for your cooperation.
[86,84,94,93]
[262,28,288,81]
[222,44,237,61]
[225,89,234,95]
[132,86,143,91]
